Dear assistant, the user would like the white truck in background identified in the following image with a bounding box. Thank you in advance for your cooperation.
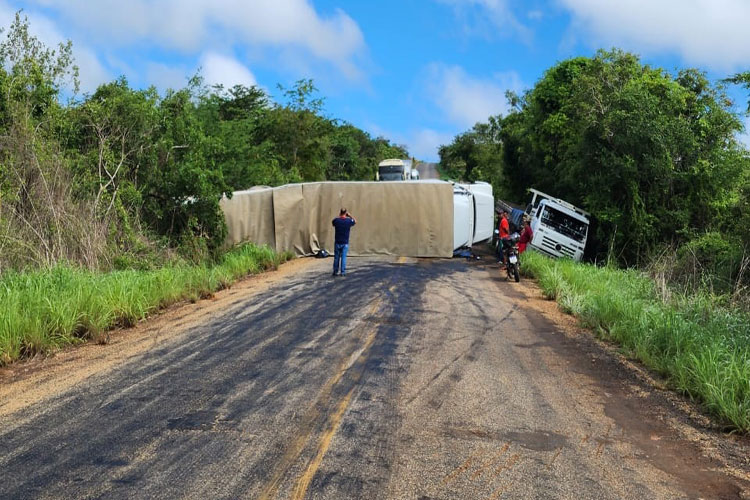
[377,158,420,180]
[524,188,589,261]
[377,159,409,181]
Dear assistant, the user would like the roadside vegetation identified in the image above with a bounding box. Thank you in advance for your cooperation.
[440,49,750,275]
[0,244,292,366]
[0,14,408,365]
[443,47,750,431]
[0,12,407,274]
[522,251,750,432]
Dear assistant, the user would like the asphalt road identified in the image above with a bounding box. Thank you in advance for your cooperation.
[1,255,747,499]
[419,162,440,180]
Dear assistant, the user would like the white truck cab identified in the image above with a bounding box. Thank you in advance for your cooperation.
[377,159,410,181]
[525,189,589,261]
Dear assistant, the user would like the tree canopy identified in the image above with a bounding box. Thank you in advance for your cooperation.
[440,49,749,265]
[0,13,407,270]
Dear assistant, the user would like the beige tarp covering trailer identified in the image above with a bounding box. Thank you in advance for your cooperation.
[220,187,275,248]
[221,181,454,257]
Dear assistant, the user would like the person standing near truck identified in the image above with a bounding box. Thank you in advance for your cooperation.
[332,208,356,276]
[518,218,533,254]
[497,210,510,267]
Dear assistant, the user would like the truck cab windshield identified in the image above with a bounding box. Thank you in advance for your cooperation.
[541,206,587,242]
[379,166,404,180]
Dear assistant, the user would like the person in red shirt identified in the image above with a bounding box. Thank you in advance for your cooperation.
[497,210,510,267]
[499,210,510,239]
[518,218,533,254]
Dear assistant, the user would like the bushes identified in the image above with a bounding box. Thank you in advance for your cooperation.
[673,232,746,295]
[522,251,750,431]
[0,244,291,366]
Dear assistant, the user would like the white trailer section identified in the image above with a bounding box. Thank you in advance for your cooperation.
[460,181,494,244]
[453,184,475,250]
[453,181,494,250]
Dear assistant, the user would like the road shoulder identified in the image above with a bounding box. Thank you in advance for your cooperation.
[513,276,750,491]
[0,257,317,417]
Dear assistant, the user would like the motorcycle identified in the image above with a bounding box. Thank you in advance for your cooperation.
[504,233,521,283]
[492,229,501,257]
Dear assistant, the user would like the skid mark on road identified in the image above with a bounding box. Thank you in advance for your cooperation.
[403,304,518,408]
[257,323,380,500]
[258,274,402,500]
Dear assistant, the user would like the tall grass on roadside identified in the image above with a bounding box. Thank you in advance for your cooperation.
[521,251,750,432]
[0,244,292,366]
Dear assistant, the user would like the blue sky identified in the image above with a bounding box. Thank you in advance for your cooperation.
[4,0,750,161]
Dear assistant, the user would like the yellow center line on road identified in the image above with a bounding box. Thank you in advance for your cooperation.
[258,286,392,500]
[289,324,379,499]
[396,255,408,264]
[291,387,355,500]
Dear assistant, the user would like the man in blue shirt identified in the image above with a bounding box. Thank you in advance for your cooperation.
[332,208,356,276]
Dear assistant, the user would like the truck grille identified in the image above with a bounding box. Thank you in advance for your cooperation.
[541,236,575,258]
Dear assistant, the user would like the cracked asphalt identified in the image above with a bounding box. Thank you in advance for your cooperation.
[1,255,748,499]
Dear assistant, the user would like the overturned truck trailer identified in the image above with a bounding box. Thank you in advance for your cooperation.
[220,180,493,258]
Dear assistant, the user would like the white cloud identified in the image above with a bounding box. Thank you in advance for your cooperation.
[409,128,455,161]
[146,62,189,92]
[366,123,453,162]
[527,9,543,21]
[425,63,523,128]
[34,0,366,80]
[75,46,111,93]
[438,0,532,43]
[559,0,750,71]
[200,52,257,89]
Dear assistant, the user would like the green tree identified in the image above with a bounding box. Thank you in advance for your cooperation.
[262,79,331,181]
[197,83,286,189]
[0,12,96,269]
[142,85,229,254]
[71,78,159,217]
[438,116,504,195]
[496,49,745,263]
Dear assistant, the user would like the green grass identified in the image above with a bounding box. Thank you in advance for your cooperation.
[0,244,293,366]
[521,250,750,432]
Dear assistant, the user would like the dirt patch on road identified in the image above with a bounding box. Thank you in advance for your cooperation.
[0,257,317,418]
[512,277,750,494]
